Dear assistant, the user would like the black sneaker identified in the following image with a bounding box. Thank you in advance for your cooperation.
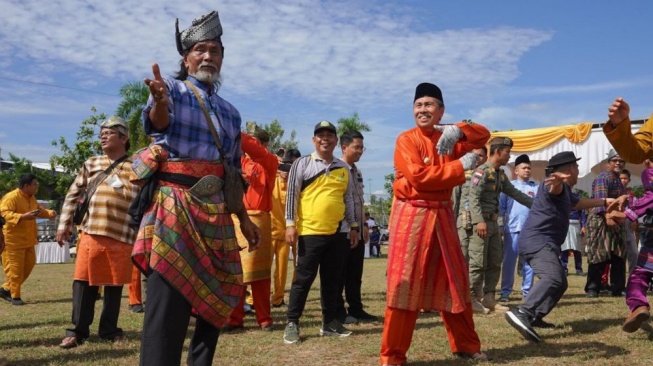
[349,310,378,322]
[531,318,556,329]
[0,287,10,302]
[128,304,144,313]
[505,309,541,343]
[11,298,25,306]
[586,291,599,298]
[319,320,352,337]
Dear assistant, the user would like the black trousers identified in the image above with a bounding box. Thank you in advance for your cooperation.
[337,239,364,316]
[287,233,349,325]
[585,254,626,295]
[66,280,123,340]
[140,272,220,366]
[560,250,583,272]
[519,244,568,321]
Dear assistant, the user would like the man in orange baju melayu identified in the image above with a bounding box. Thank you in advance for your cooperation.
[226,129,279,331]
[380,83,491,365]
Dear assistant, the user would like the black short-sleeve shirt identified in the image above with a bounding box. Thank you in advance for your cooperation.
[519,182,580,255]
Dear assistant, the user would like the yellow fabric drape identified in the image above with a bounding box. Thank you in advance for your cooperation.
[490,123,593,151]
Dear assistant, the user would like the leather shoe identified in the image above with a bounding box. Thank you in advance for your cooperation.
[622,306,650,333]
[128,304,144,313]
[0,288,10,302]
[59,336,80,349]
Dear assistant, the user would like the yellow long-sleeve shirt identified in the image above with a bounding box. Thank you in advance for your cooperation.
[603,113,653,164]
[0,189,56,249]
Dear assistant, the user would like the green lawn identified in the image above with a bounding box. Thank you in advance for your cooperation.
[0,255,651,365]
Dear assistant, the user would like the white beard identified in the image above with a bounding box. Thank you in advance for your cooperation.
[191,69,220,86]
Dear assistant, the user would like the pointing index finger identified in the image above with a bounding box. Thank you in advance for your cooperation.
[152,63,163,81]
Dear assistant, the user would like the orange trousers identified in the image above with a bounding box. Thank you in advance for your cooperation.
[380,304,480,365]
[127,265,143,306]
[227,278,272,327]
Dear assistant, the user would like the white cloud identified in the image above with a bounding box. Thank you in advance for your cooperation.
[0,0,552,111]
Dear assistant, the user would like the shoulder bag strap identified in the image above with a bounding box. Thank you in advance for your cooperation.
[86,154,129,198]
[183,80,228,164]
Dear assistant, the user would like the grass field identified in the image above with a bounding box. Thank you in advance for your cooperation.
[0,254,652,366]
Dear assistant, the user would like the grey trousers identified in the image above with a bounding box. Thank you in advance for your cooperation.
[518,243,568,321]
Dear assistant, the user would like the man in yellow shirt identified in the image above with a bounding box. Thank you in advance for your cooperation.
[0,174,57,305]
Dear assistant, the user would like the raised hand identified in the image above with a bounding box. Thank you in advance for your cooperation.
[144,63,169,106]
[433,124,463,156]
[460,152,479,170]
[607,97,630,126]
[544,172,570,187]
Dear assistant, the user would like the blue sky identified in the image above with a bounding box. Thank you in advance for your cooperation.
[1,0,652,197]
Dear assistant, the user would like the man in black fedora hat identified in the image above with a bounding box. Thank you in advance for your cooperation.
[505,151,627,343]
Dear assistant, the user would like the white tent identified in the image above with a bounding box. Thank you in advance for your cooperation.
[497,120,647,193]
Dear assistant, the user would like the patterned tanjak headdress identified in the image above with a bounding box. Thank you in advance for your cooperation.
[176,11,223,55]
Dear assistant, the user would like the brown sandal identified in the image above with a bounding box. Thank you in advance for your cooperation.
[59,336,79,349]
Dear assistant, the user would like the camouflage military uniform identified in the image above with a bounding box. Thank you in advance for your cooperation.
[453,170,474,261]
[467,162,532,302]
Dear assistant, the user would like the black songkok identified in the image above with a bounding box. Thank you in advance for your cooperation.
[515,154,531,166]
[414,83,443,104]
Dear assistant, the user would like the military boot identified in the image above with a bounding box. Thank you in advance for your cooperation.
[482,292,509,312]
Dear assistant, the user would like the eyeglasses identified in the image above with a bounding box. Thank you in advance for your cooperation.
[99,130,120,138]
[610,159,626,164]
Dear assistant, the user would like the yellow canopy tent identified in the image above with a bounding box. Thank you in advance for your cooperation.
[489,120,647,193]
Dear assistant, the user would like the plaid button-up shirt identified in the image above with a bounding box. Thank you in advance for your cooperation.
[142,76,242,168]
[58,155,139,244]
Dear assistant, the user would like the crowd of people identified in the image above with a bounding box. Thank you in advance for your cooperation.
[2,8,653,366]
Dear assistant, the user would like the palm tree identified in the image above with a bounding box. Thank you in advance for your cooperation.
[336,112,371,135]
[116,82,150,151]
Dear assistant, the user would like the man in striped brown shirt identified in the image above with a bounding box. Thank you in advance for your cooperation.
[56,116,139,349]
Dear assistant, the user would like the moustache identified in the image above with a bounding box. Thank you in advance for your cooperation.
[199,63,218,71]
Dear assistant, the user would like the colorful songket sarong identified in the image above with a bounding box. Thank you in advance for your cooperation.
[386,199,471,313]
[131,145,244,328]
[585,212,627,264]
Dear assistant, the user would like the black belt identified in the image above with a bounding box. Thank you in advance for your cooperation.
[154,171,200,188]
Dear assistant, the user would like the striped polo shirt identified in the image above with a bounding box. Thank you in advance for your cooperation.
[285,152,358,236]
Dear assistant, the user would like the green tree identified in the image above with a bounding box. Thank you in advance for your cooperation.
[50,108,105,199]
[116,81,150,151]
[367,194,391,226]
[336,112,371,135]
[0,153,59,201]
[384,173,395,199]
[246,120,298,153]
